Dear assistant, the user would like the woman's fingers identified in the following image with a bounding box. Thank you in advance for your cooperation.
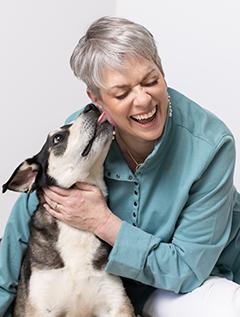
[75,182,97,192]
[47,186,69,196]
[44,192,62,211]
[44,202,65,221]
[43,188,67,205]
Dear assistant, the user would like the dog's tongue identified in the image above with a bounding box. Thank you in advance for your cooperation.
[98,112,107,125]
[98,111,115,126]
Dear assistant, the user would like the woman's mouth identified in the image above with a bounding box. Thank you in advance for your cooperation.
[130,106,157,124]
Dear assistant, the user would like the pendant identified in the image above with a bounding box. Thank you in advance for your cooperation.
[135,163,142,170]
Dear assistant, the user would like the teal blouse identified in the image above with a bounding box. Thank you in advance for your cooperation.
[1,88,240,316]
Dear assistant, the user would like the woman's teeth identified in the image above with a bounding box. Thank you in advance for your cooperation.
[131,106,157,123]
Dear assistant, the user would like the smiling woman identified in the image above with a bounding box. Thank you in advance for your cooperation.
[87,55,169,168]
[1,16,240,317]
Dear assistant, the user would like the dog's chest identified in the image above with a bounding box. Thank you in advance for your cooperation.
[56,221,103,273]
[28,222,115,315]
[31,207,105,272]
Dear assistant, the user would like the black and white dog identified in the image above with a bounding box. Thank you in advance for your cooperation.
[3,104,135,317]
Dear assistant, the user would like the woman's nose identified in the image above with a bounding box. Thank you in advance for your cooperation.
[132,87,151,106]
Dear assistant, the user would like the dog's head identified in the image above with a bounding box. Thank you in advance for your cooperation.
[2,104,113,193]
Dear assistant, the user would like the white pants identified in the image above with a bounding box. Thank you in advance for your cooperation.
[142,277,240,317]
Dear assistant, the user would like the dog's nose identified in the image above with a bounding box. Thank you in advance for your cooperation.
[83,103,99,113]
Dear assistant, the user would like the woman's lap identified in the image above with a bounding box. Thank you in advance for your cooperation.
[142,277,240,317]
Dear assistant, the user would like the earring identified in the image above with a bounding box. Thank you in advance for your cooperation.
[168,95,173,118]
[112,129,116,140]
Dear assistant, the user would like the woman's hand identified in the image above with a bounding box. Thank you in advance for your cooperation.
[43,183,122,245]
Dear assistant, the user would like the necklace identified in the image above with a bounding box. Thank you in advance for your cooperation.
[117,133,143,170]
[124,146,143,170]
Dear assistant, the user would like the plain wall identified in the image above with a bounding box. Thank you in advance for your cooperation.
[1,1,239,235]
[0,0,116,235]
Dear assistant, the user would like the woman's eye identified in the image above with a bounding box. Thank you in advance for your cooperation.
[144,80,158,87]
[53,134,64,145]
[115,92,129,100]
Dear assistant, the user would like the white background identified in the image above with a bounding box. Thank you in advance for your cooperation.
[0,0,239,235]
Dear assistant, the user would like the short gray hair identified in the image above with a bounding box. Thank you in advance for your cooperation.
[70,16,164,98]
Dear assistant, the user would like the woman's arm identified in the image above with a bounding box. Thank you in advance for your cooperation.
[104,135,238,293]
[0,192,38,316]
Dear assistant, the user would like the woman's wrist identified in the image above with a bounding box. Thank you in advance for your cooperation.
[94,211,122,246]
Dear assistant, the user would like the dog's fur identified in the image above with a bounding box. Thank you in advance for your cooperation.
[3,104,135,317]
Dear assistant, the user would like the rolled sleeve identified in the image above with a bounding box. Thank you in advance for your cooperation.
[105,221,159,279]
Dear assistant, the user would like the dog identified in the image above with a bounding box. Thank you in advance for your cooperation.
[3,104,135,317]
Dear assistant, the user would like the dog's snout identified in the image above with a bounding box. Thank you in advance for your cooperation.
[83,103,99,114]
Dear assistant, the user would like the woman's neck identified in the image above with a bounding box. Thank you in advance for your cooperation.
[116,130,155,171]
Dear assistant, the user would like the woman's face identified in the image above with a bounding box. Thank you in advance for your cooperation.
[89,56,169,145]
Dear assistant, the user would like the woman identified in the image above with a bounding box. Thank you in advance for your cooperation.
[1,16,240,317]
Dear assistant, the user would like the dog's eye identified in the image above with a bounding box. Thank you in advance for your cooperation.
[53,134,64,145]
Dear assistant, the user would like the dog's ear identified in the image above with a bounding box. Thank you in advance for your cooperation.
[2,160,40,193]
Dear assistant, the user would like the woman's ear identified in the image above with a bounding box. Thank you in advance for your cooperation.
[86,89,115,126]
[86,89,103,111]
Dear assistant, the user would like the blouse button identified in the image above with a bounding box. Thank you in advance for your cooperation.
[133,212,136,217]
[134,201,137,207]
[116,174,120,179]
[128,175,133,180]
[134,190,138,195]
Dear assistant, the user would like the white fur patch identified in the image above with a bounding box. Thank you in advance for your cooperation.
[47,114,111,189]
[29,223,129,316]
